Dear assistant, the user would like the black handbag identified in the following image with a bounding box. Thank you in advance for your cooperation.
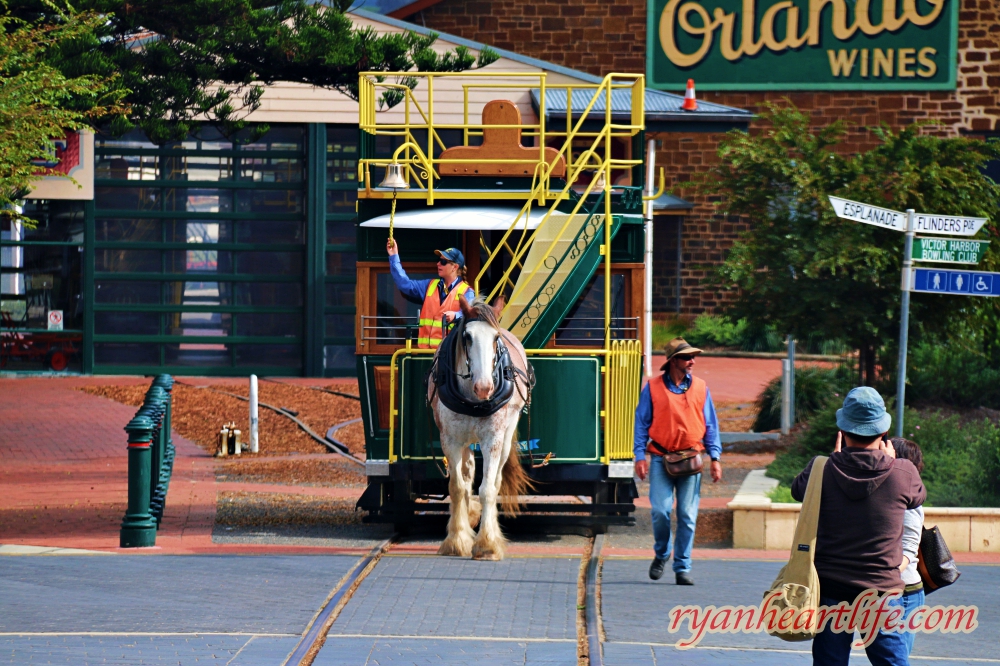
[917,525,961,594]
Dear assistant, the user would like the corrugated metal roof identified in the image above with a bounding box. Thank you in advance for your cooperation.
[530,88,752,123]
[652,193,694,211]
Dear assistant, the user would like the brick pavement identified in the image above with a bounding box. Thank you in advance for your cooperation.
[327,555,579,641]
[600,559,1000,662]
[1,635,301,666]
[313,637,576,665]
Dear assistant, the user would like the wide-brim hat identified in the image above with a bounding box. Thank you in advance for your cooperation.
[660,337,703,370]
[435,247,466,268]
[836,386,892,436]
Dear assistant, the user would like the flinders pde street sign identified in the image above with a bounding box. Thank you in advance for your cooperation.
[647,0,958,91]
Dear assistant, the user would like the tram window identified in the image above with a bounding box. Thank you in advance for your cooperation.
[554,273,633,345]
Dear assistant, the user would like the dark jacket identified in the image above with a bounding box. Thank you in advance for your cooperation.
[791,448,925,600]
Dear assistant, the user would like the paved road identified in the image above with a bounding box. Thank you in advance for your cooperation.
[2,554,997,665]
[601,558,1000,665]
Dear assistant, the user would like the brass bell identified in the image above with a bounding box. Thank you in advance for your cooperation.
[379,162,409,190]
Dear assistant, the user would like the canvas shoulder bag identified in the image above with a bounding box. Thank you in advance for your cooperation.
[763,456,828,642]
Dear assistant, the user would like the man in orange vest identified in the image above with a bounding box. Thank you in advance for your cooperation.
[386,239,475,348]
[634,337,723,585]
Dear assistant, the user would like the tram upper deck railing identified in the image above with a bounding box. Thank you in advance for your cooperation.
[356,71,644,204]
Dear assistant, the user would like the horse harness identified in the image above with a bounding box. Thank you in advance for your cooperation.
[427,317,534,418]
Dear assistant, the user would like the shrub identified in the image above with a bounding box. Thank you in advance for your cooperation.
[767,484,796,503]
[684,315,784,352]
[752,366,851,432]
[767,402,1000,507]
[651,318,689,350]
[907,342,1000,410]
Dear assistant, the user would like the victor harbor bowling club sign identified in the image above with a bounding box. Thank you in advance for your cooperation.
[647,0,958,91]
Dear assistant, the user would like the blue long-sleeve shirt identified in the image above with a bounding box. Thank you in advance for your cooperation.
[389,255,475,311]
[633,373,722,461]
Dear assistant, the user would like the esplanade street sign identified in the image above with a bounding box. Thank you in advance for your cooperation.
[647,0,958,91]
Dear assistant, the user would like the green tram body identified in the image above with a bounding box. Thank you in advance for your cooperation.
[352,71,648,532]
[353,189,645,532]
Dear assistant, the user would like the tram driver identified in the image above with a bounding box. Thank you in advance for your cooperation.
[386,239,475,348]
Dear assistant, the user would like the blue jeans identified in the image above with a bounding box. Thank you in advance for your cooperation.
[647,454,701,573]
[900,588,925,655]
[813,594,910,666]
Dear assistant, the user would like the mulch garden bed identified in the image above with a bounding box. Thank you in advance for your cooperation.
[215,491,363,528]
[80,380,363,457]
[217,457,365,487]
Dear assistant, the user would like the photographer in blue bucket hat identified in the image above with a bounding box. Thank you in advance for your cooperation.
[790,387,925,666]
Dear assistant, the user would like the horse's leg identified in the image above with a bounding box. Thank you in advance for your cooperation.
[462,446,481,529]
[472,419,509,561]
[437,418,475,557]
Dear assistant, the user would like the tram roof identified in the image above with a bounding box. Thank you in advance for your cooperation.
[360,206,644,230]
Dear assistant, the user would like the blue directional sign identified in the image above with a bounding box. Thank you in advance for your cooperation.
[911,268,1000,297]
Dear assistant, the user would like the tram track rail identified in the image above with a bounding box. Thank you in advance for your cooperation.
[284,535,397,666]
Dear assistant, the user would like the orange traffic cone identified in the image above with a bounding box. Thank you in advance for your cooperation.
[681,79,697,111]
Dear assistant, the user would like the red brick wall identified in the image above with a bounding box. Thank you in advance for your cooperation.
[417,0,1000,315]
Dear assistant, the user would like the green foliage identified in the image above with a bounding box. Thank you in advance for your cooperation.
[767,484,795,503]
[0,3,126,217]
[14,0,499,144]
[752,365,851,432]
[676,315,783,352]
[907,341,1000,410]
[767,403,1000,507]
[651,318,689,350]
[701,102,1000,384]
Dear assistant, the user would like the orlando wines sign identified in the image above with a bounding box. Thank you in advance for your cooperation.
[647,0,957,90]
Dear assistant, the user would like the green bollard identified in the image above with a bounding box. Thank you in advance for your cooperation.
[142,387,167,507]
[154,375,174,453]
[120,415,157,548]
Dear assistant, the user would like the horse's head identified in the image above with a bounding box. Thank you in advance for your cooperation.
[458,297,503,400]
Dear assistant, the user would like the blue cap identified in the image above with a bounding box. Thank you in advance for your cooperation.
[836,387,892,436]
[435,248,465,268]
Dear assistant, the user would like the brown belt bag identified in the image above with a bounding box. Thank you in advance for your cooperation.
[660,448,704,477]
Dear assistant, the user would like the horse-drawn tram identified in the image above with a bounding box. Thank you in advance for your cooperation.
[352,70,652,547]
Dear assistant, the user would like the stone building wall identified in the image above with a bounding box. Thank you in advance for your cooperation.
[417,0,1000,316]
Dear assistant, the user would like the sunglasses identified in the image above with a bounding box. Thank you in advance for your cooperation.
[438,258,456,266]
[674,354,695,362]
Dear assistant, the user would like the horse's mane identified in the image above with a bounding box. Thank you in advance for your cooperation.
[467,298,500,331]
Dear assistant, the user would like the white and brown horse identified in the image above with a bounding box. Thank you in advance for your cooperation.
[427,298,533,561]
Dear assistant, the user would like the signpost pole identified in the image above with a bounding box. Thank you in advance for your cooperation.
[895,209,916,437]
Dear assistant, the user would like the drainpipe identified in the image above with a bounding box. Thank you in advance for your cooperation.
[644,139,656,376]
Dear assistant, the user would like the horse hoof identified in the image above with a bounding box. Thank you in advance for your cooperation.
[438,536,473,558]
[472,544,504,561]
